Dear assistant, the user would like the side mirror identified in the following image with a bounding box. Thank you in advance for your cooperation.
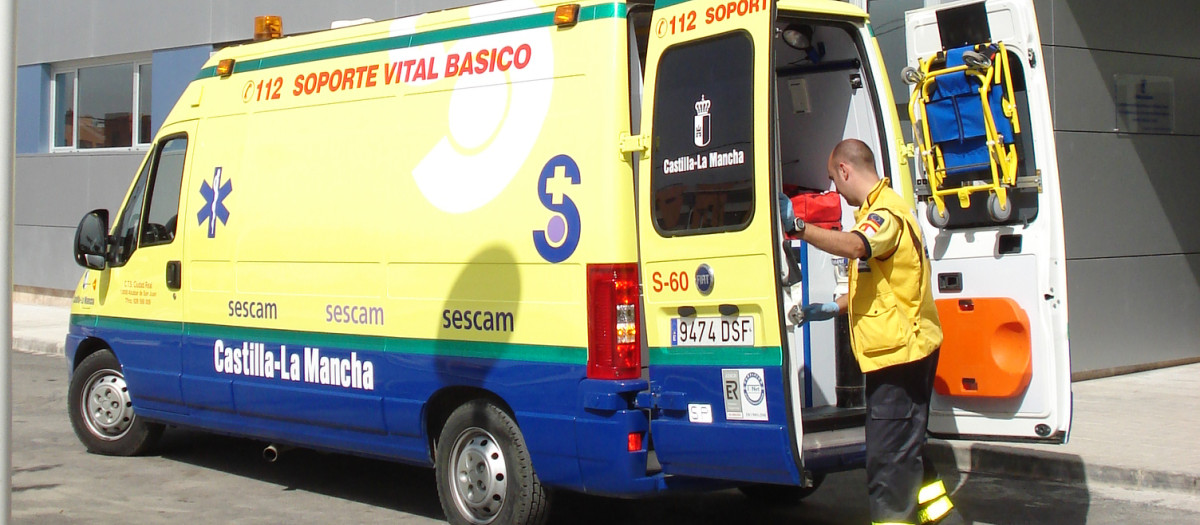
[74,209,110,270]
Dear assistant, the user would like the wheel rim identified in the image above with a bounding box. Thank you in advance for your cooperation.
[80,368,135,441]
[988,193,1012,222]
[927,202,949,228]
[448,426,508,524]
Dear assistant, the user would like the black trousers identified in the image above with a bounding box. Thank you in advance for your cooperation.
[865,349,940,523]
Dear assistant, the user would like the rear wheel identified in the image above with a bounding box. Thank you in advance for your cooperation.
[67,349,163,456]
[435,400,549,525]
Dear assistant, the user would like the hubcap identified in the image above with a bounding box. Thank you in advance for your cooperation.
[81,369,135,441]
[448,427,508,524]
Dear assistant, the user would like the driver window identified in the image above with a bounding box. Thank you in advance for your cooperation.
[109,135,188,266]
[110,156,151,266]
[140,136,187,248]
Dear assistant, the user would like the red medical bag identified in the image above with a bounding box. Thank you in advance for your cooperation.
[788,190,843,238]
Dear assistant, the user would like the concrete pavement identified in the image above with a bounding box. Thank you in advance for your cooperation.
[12,300,1199,496]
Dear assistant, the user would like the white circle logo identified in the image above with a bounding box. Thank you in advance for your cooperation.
[743,372,765,406]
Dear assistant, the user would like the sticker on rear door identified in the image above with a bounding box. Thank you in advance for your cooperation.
[722,368,767,421]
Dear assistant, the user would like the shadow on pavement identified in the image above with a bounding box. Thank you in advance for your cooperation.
[931,444,1091,525]
[156,428,446,521]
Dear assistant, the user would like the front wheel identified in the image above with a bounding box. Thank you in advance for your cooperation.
[67,349,163,456]
[435,400,549,525]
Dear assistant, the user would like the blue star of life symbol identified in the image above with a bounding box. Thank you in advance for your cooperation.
[198,167,232,238]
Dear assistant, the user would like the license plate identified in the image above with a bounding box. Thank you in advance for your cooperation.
[670,316,754,347]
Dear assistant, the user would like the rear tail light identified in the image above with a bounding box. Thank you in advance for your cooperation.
[587,263,640,379]
[627,432,644,452]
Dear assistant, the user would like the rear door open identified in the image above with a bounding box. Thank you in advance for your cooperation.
[904,0,1072,442]
[636,0,805,485]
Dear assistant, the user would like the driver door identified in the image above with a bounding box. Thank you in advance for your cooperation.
[97,123,195,414]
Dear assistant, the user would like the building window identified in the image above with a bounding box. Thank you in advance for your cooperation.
[52,59,152,151]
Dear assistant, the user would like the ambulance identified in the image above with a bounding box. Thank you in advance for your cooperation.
[66,0,1070,523]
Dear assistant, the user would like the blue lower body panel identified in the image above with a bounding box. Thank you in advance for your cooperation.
[66,318,663,496]
[649,364,802,486]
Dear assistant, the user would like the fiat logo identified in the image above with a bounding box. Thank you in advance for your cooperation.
[695,264,714,295]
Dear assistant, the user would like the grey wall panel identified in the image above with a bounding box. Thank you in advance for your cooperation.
[1040,0,1200,59]
[15,152,144,291]
[15,153,145,228]
[404,0,480,18]
[873,0,924,105]
[1050,46,1200,135]
[17,0,470,65]
[207,0,402,42]
[88,3,213,61]
[1056,131,1200,260]
[1033,0,1051,47]
[16,1,97,65]
[1066,254,1200,373]
[14,225,85,291]
[17,1,209,64]
[1043,43,1056,128]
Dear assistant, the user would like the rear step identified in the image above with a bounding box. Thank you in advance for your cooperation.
[801,406,866,433]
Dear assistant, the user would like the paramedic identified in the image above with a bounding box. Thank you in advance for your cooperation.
[790,139,961,525]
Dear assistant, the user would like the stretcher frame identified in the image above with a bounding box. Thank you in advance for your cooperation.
[908,42,1020,221]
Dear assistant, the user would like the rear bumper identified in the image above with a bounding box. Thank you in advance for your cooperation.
[572,378,664,496]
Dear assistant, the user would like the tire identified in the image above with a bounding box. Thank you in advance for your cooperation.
[67,349,163,456]
[738,473,826,505]
[435,400,549,525]
[927,202,951,229]
[901,66,923,85]
[962,50,992,69]
[987,192,1013,223]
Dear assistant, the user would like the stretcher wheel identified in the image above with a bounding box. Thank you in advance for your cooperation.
[901,66,923,85]
[927,202,950,229]
[987,192,1013,222]
[962,51,992,69]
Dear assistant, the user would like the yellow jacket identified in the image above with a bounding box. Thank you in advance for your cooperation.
[847,178,942,372]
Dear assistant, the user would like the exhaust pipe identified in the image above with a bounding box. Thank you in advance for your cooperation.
[262,444,288,462]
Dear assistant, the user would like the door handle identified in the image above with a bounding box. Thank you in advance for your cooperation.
[166,261,181,290]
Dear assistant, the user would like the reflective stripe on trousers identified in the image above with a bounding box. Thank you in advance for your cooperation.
[872,480,954,525]
[916,480,953,524]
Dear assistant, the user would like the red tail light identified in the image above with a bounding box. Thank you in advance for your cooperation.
[587,263,640,379]
[627,432,644,452]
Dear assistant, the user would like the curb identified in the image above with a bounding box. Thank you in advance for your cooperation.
[12,336,65,357]
[928,440,1200,495]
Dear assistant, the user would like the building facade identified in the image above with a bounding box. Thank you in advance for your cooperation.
[14,0,1200,375]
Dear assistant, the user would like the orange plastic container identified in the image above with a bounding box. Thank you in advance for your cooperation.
[933,297,1032,398]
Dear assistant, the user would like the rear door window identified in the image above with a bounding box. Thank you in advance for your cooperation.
[650,32,755,235]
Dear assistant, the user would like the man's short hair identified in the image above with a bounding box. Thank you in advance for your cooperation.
[831,139,875,171]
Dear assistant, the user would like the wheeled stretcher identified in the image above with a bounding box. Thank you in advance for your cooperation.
[905,43,1020,226]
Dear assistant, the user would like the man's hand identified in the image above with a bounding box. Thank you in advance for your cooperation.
[802,302,840,322]
[779,192,797,231]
